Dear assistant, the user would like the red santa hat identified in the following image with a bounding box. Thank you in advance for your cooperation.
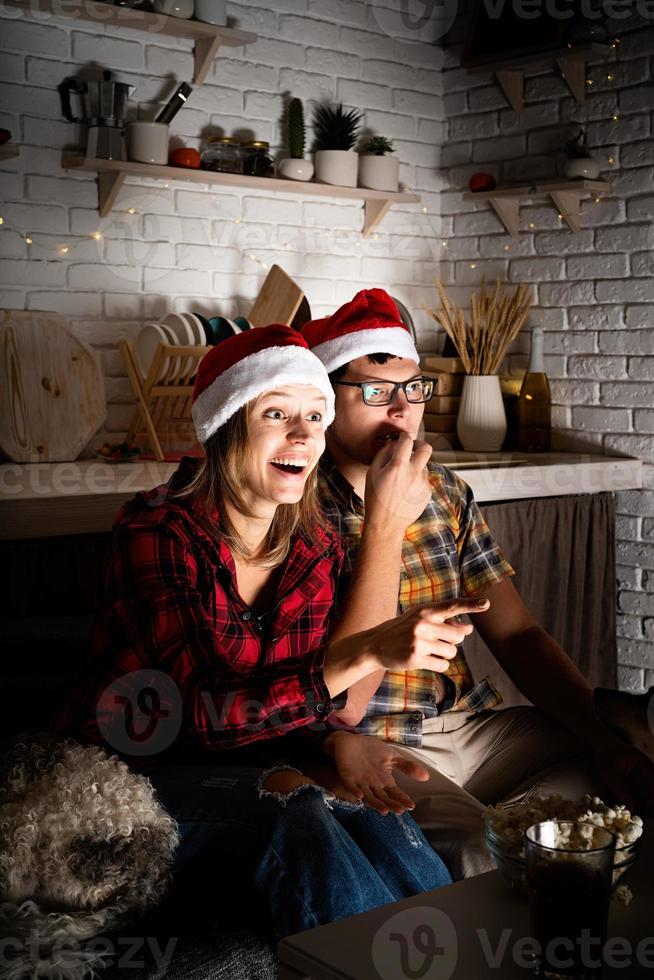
[192,324,335,443]
[301,289,419,373]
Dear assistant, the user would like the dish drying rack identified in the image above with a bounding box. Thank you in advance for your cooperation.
[118,265,306,460]
[120,339,210,461]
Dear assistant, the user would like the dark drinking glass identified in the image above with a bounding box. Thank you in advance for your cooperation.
[525,820,616,979]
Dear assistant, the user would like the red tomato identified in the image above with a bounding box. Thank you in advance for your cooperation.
[171,147,201,169]
[468,172,496,193]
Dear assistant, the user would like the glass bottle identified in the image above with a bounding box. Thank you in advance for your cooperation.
[517,326,551,453]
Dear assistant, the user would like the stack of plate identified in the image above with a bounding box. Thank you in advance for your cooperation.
[201,314,252,345]
[134,312,252,383]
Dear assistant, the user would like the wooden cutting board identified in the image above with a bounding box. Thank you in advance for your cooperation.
[249,264,305,328]
[0,309,106,462]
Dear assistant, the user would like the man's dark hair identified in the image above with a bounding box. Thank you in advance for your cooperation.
[329,352,399,384]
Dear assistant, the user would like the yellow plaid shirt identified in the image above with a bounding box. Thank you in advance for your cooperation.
[318,454,515,746]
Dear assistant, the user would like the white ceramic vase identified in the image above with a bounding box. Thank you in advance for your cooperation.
[315,149,358,188]
[278,158,314,182]
[564,157,600,180]
[457,375,507,452]
[358,154,399,192]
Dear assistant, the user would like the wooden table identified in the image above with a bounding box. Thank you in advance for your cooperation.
[278,824,654,979]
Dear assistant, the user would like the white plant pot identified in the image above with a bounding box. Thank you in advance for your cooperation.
[154,0,194,17]
[315,149,358,188]
[193,0,226,24]
[278,158,314,182]
[457,375,507,452]
[565,156,600,180]
[358,154,399,192]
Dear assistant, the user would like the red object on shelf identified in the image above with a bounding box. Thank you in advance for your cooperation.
[468,172,496,193]
[170,147,201,169]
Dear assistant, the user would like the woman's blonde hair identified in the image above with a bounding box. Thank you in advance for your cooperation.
[174,402,326,567]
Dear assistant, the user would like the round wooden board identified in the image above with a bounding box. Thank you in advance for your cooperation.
[0,309,106,462]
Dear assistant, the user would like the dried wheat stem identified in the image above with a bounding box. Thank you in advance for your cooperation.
[427,278,533,376]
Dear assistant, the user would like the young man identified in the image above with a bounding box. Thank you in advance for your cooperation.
[302,288,654,878]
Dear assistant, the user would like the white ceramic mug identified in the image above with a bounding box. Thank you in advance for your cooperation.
[127,122,170,165]
[193,0,226,24]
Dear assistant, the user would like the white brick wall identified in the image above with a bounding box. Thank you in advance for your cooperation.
[1,2,652,688]
[0,0,445,446]
[442,15,654,691]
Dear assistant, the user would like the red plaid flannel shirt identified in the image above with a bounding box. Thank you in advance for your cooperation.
[57,457,344,759]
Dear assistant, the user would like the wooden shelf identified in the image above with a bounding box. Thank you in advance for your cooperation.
[62,155,421,236]
[467,42,613,112]
[0,145,19,161]
[463,178,611,236]
[6,0,256,83]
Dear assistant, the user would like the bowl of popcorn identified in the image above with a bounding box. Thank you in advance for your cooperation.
[484,795,643,896]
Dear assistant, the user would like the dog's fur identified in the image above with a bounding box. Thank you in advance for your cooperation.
[593,686,654,764]
[0,734,179,980]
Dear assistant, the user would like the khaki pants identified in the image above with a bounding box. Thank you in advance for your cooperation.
[392,706,606,881]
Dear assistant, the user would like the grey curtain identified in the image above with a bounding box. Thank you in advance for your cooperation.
[464,492,618,707]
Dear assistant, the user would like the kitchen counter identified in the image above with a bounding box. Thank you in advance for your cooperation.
[0,451,643,539]
[430,450,642,504]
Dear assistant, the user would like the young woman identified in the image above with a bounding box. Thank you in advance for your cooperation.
[59,325,452,938]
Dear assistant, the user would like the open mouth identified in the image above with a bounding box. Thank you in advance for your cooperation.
[269,457,309,477]
[374,430,405,446]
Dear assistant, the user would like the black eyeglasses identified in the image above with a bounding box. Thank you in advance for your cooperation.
[334,377,435,406]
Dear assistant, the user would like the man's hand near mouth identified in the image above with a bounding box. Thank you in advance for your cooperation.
[327,431,434,727]
[365,430,433,532]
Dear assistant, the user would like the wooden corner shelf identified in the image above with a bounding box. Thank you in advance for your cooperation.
[462,178,611,236]
[62,155,421,237]
[5,0,256,84]
[0,146,19,161]
[467,42,613,112]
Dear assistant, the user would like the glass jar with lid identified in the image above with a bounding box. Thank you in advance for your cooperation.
[241,140,274,177]
[201,136,243,174]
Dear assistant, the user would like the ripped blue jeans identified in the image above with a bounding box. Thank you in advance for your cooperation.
[140,762,452,939]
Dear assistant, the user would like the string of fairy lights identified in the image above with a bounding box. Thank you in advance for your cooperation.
[0,37,623,270]
[0,200,382,270]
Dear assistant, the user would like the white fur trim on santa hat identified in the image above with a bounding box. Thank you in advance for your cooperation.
[311,326,419,374]
[192,345,336,443]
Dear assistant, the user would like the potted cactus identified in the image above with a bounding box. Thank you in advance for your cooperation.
[358,135,399,192]
[313,102,362,188]
[278,98,314,182]
[563,128,600,180]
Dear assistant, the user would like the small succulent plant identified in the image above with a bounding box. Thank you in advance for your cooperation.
[361,135,395,155]
[564,128,592,159]
[313,102,362,151]
[288,98,305,159]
